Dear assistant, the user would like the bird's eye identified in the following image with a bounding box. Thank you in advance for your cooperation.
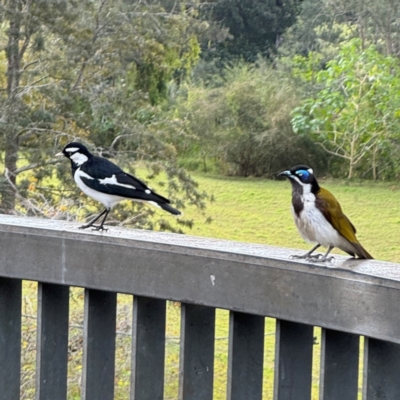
[296,169,309,180]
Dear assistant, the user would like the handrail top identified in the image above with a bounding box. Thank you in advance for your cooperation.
[0,214,399,287]
[2,214,400,343]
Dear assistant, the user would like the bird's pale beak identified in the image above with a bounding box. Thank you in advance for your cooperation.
[55,151,64,157]
[277,170,290,177]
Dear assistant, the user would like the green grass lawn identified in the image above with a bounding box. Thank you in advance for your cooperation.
[20,172,400,399]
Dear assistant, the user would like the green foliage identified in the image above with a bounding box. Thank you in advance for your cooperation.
[277,0,356,62]
[200,0,300,63]
[0,0,209,231]
[278,0,400,64]
[292,39,400,179]
[171,61,327,177]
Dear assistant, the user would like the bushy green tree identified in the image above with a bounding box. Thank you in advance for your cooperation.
[0,0,208,232]
[172,61,327,177]
[278,0,400,67]
[199,0,300,63]
[292,39,400,179]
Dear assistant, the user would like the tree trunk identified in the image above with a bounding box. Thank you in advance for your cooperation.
[348,137,356,179]
[348,162,354,179]
[372,144,378,180]
[1,1,22,212]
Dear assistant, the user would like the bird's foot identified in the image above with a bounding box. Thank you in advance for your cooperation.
[290,253,322,260]
[311,254,335,263]
[79,224,90,230]
[79,223,108,232]
[320,256,335,263]
[91,225,108,232]
[290,253,334,263]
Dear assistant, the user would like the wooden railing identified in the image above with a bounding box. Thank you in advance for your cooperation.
[0,215,400,399]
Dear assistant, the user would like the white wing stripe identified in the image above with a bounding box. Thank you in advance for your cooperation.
[99,175,136,190]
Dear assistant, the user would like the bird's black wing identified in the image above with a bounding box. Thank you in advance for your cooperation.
[80,156,171,204]
[81,156,125,179]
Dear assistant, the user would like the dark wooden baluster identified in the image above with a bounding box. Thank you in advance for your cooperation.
[274,319,313,400]
[227,311,264,400]
[0,278,21,400]
[131,296,166,400]
[36,283,69,400]
[82,289,117,400]
[179,303,215,399]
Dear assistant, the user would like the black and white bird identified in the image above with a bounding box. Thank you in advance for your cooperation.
[278,165,373,262]
[57,142,181,230]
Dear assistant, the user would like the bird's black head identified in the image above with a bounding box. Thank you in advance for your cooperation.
[58,142,91,158]
[278,165,320,193]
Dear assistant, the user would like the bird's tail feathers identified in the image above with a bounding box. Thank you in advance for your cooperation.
[352,242,373,259]
[159,203,182,216]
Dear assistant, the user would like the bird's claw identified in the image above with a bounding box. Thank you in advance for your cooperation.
[320,256,335,263]
[90,224,108,232]
[91,226,108,232]
[309,254,335,263]
[79,224,108,232]
[290,253,322,260]
[290,254,305,259]
[290,253,335,263]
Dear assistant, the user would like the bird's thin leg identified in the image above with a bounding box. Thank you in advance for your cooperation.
[318,246,335,262]
[291,244,321,260]
[79,209,108,230]
[95,209,110,231]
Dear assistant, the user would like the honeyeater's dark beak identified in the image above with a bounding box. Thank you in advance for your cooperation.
[277,170,291,177]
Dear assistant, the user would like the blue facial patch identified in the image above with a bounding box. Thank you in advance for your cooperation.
[295,169,310,180]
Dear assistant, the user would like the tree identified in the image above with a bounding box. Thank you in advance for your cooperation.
[171,61,327,177]
[291,39,400,179]
[326,0,400,56]
[278,0,400,64]
[199,0,300,63]
[0,0,208,231]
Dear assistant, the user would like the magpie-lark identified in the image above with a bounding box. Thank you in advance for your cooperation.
[57,142,181,230]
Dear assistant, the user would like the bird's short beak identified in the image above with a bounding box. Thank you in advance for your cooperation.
[55,151,64,157]
[277,170,290,177]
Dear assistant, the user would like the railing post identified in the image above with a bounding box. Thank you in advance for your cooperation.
[274,319,313,400]
[82,289,117,400]
[363,337,400,399]
[131,296,166,400]
[36,283,69,400]
[0,278,21,400]
[319,328,359,400]
[227,311,264,400]
[179,303,215,400]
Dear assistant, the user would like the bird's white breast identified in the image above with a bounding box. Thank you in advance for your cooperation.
[74,169,125,209]
[292,191,349,250]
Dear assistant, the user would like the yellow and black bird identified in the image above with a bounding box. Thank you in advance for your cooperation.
[278,165,373,261]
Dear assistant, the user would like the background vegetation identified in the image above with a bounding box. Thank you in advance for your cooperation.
[1,0,400,227]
